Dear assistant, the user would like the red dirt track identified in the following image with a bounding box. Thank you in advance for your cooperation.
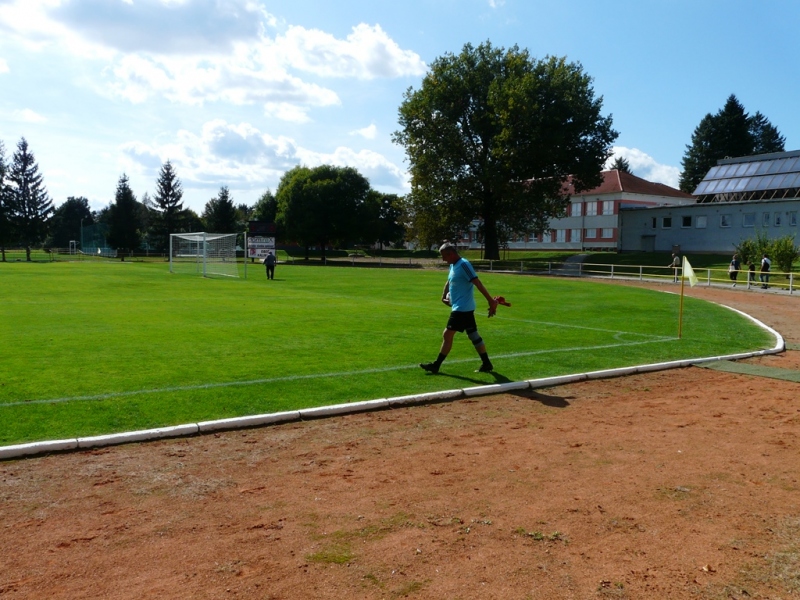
[2,281,799,599]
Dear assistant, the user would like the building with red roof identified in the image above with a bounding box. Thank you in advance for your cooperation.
[457,170,694,251]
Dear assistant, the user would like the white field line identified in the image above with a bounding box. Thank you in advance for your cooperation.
[1,337,671,408]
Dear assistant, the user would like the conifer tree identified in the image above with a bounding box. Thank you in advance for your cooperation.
[0,140,11,262]
[202,186,238,233]
[7,138,53,261]
[107,174,142,259]
[609,156,632,174]
[679,95,785,193]
[152,160,184,250]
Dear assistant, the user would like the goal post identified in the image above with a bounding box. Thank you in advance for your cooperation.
[169,232,241,278]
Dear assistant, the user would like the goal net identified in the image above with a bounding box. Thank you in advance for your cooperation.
[169,232,240,278]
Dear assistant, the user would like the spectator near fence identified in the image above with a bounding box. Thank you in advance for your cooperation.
[760,254,771,289]
[729,253,741,287]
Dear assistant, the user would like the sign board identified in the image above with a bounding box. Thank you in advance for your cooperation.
[247,225,276,260]
[248,221,276,235]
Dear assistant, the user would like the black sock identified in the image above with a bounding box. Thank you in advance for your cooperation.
[479,351,491,365]
[434,353,446,367]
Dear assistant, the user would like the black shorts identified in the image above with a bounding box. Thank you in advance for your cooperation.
[446,310,477,333]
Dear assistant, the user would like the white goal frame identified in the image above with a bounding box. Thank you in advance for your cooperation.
[169,232,242,278]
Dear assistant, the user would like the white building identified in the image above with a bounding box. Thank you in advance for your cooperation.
[619,150,800,253]
[457,170,694,251]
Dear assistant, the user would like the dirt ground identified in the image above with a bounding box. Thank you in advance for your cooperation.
[2,281,799,600]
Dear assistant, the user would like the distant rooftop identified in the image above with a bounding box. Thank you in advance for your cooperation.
[693,149,800,203]
[564,170,694,199]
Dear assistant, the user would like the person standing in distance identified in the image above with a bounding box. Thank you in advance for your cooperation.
[729,253,741,287]
[669,252,680,283]
[760,253,771,289]
[420,243,498,374]
[264,251,276,280]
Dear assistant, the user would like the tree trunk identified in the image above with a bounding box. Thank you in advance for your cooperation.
[483,214,500,261]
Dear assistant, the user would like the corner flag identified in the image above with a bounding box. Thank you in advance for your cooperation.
[682,256,698,287]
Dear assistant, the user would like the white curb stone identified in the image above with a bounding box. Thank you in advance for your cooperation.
[463,380,531,397]
[0,439,79,460]
[299,398,389,419]
[198,410,301,433]
[77,424,199,448]
[386,389,464,407]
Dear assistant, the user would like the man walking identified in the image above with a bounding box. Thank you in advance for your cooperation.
[420,243,498,374]
[760,253,771,289]
[264,251,276,280]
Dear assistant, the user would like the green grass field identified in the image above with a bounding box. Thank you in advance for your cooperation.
[0,261,774,445]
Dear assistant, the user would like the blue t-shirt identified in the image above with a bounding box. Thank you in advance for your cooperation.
[448,257,478,312]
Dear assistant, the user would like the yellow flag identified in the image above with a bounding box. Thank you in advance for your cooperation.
[682,256,698,287]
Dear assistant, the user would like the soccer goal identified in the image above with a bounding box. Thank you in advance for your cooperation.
[169,232,241,278]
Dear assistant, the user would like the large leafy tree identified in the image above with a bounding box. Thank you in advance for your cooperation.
[252,189,278,223]
[7,138,53,261]
[363,190,405,250]
[46,196,94,249]
[106,174,142,259]
[202,186,238,233]
[679,94,785,193]
[276,165,371,259]
[151,160,184,250]
[394,41,617,260]
[399,192,460,251]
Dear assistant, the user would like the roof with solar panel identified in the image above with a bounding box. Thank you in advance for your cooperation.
[693,150,800,203]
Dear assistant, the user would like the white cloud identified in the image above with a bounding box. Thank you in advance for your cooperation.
[489,0,506,7]
[119,119,408,204]
[101,50,341,112]
[295,146,408,190]
[0,58,8,73]
[350,124,377,140]
[49,0,268,55]
[607,146,681,189]
[14,108,47,123]
[274,23,427,79]
[0,1,422,116]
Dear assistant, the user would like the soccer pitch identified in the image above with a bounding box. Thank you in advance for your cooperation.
[0,261,773,445]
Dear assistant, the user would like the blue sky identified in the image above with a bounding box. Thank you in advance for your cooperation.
[1,0,798,214]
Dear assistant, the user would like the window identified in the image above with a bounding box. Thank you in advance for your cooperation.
[586,228,597,239]
[762,213,770,227]
[586,201,598,216]
[774,213,782,227]
[662,217,672,229]
[556,229,566,243]
[720,214,732,228]
[743,213,755,227]
[571,228,581,242]
[651,217,657,229]
[790,212,797,226]
[571,202,582,217]
[603,200,614,215]
[601,228,614,239]
[696,216,707,228]
[681,216,692,228]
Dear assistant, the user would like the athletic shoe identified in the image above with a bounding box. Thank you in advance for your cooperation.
[420,362,440,374]
[476,362,494,373]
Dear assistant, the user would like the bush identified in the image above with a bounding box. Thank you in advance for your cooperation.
[735,231,799,273]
